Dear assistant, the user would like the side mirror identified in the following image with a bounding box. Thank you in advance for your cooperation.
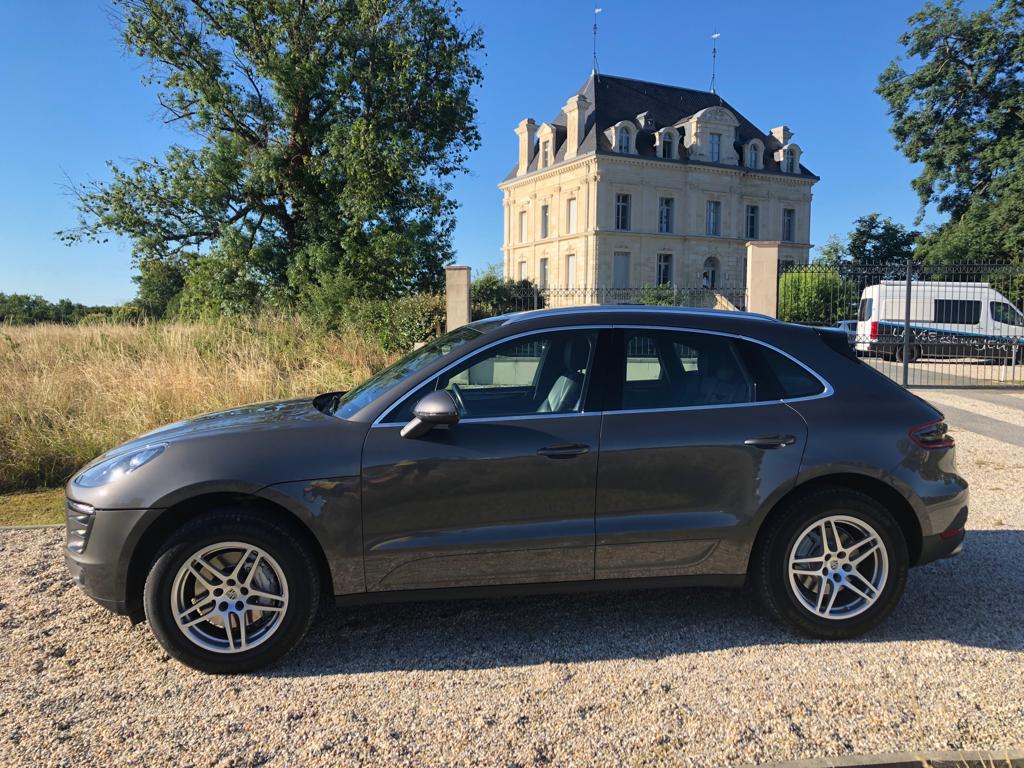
[400,390,460,439]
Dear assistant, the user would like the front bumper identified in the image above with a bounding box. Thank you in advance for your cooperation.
[63,498,155,619]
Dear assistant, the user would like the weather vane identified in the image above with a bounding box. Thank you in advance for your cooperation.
[709,30,721,94]
[593,6,602,75]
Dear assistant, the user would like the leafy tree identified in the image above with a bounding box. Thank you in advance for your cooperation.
[878,0,1024,264]
[61,0,483,315]
[134,257,185,317]
[471,264,542,318]
[813,214,920,280]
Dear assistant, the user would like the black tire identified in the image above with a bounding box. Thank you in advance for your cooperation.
[751,487,908,639]
[895,343,921,364]
[143,508,320,673]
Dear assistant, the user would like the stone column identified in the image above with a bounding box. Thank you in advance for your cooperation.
[445,265,472,330]
[745,241,780,318]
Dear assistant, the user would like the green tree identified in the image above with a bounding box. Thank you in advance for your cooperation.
[777,270,858,325]
[470,264,542,318]
[878,0,1024,264]
[816,214,920,278]
[61,0,483,314]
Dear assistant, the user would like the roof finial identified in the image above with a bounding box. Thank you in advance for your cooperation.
[592,6,602,76]
[709,31,721,95]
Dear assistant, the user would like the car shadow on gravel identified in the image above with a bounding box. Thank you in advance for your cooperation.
[265,529,1023,678]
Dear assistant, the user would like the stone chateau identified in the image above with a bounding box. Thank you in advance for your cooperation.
[498,73,818,300]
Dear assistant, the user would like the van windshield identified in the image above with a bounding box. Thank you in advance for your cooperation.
[991,301,1024,327]
[332,319,503,419]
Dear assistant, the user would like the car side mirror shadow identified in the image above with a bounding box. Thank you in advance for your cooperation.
[400,390,460,439]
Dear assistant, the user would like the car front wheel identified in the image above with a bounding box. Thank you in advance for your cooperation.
[752,488,909,639]
[143,509,320,673]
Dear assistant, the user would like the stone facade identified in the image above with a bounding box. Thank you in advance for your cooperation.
[498,74,818,301]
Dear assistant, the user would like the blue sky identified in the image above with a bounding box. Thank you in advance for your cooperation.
[0,0,976,305]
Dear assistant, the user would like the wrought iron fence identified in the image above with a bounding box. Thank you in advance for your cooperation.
[472,281,746,319]
[778,260,1024,388]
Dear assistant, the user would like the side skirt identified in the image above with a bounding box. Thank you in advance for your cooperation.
[333,573,747,607]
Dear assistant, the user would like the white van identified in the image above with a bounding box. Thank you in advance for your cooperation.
[854,280,1024,363]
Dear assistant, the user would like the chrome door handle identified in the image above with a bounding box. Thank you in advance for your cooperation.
[537,443,590,459]
[743,435,796,449]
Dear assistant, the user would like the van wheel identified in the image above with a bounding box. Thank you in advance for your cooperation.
[895,343,920,364]
[752,487,909,639]
[143,509,320,673]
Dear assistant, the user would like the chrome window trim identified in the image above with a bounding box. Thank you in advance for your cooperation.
[371,325,608,427]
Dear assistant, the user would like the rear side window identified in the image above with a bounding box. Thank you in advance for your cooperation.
[736,341,825,400]
[857,298,873,321]
[935,299,981,325]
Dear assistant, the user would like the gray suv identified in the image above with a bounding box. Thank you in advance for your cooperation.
[64,307,968,673]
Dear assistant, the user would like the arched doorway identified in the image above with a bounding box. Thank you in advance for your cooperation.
[702,256,720,289]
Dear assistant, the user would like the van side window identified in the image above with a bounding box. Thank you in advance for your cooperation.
[736,341,826,400]
[934,299,981,325]
[991,301,1024,326]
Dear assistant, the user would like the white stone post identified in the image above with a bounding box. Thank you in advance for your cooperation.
[445,265,472,330]
[745,241,780,318]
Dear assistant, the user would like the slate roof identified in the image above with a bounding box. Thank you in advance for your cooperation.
[502,72,817,181]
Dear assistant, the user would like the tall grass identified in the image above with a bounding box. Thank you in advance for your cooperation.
[0,316,391,493]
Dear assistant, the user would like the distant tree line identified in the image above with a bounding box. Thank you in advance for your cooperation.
[0,294,119,325]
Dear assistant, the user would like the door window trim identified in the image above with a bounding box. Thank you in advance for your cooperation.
[605,324,833,415]
[372,325,608,427]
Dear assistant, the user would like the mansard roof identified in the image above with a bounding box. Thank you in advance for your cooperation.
[503,72,817,181]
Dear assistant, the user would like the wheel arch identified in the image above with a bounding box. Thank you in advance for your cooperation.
[750,473,923,574]
[124,492,333,622]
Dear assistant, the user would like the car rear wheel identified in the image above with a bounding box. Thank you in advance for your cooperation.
[143,509,320,673]
[752,487,908,639]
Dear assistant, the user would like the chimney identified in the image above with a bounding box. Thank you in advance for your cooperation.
[563,95,589,161]
[770,125,793,146]
[515,118,537,176]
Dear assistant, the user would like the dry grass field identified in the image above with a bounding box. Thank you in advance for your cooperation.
[0,318,391,494]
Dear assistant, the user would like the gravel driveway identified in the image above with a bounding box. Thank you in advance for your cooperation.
[1,425,1022,767]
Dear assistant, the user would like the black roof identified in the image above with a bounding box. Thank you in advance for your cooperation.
[503,73,817,180]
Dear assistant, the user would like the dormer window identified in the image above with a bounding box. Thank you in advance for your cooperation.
[655,127,679,160]
[785,148,797,173]
[617,126,632,153]
[747,144,760,169]
[661,135,673,159]
[710,133,721,163]
[541,140,551,168]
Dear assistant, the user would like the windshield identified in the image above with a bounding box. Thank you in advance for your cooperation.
[333,320,502,419]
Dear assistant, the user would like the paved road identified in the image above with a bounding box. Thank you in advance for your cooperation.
[916,389,1024,447]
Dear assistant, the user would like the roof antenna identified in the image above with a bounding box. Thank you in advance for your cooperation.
[592,6,602,76]
[709,30,721,95]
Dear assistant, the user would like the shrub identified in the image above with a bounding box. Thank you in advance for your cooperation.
[343,294,446,353]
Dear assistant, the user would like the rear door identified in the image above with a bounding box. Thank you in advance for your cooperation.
[594,327,818,580]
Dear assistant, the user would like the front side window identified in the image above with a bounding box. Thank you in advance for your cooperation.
[656,253,673,286]
[782,208,795,242]
[710,133,721,162]
[658,197,674,233]
[745,205,760,239]
[538,257,549,289]
[566,198,578,234]
[991,301,1024,326]
[705,200,722,236]
[387,330,599,422]
[540,204,549,239]
[613,251,631,289]
[615,193,631,231]
[935,299,982,325]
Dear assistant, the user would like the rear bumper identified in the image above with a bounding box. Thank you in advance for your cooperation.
[917,506,968,566]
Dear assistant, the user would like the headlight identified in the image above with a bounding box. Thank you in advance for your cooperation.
[73,444,167,488]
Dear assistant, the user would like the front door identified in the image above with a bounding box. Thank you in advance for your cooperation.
[595,327,811,579]
[361,328,604,592]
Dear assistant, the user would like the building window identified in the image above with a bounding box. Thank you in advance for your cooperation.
[540,204,549,239]
[658,197,674,234]
[710,133,721,162]
[617,126,631,153]
[747,144,759,169]
[538,257,549,289]
[705,200,722,236]
[615,193,631,231]
[656,253,673,286]
[782,208,796,242]
[662,135,673,159]
[785,148,796,173]
[566,198,577,234]
[613,251,631,289]
[518,261,527,280]
[518,210,528,243]
[702,256,720,289]
[541,140,551,168]
[566,253,576,289]
[745,205,760,239]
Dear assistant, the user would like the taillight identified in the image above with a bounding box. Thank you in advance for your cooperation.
[869,321,878,340]
[909,419,954,449]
